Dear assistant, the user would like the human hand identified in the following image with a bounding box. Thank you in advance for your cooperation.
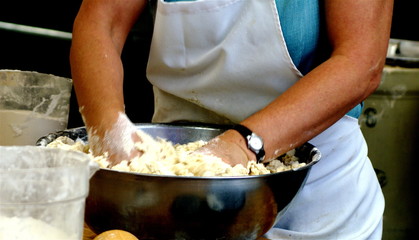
[194,130,254,167]
[86,112,143,166]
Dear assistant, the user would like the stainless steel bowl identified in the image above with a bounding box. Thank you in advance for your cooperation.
[37,123,321,240]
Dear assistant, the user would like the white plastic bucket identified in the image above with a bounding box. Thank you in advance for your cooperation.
[0,70,72,146]
[0,146,99,240]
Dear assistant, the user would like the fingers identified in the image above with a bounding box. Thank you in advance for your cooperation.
[87,112,143,166]
[197,132,251,167]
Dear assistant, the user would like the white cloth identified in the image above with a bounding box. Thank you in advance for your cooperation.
[265,116,384,240]
[146,0,384,239]
[147,0,301,123]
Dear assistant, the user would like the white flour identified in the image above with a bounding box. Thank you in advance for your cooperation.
[0,216,77,240]
[0,110,67,146]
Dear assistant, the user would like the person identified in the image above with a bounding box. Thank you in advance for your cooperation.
[70,0,393,238]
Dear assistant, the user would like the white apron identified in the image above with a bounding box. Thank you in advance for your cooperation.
[146,0,384,239]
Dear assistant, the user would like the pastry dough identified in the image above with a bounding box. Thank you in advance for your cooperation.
[47,130,305,177]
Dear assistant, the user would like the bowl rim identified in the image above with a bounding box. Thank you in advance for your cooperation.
[37,123,321,179]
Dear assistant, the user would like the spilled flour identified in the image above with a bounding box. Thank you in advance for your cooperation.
[47,130,305,177]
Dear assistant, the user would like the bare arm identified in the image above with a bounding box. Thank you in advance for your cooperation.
[70,0,146,127]
[217,0,394,164]
[70,0,147,162]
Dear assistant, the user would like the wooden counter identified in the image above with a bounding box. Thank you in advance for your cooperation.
[83,224,96,240]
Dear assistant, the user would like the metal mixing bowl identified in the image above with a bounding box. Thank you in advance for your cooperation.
[37,123,321,240]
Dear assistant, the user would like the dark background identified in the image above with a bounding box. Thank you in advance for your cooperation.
[1,0,418,128]
[0,0,155,128]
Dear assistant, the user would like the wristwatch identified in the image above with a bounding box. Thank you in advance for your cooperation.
[232,124,265,163]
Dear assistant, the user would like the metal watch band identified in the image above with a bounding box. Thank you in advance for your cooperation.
[232,124,265,163]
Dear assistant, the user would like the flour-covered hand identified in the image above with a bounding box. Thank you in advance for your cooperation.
[86,112,143,166]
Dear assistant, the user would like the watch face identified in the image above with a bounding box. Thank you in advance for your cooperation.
[249,135,263,150]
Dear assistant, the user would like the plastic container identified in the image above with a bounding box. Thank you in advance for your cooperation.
[0,146,99,240]
[0,70,72,146]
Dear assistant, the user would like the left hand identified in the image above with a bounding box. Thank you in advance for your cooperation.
[194,130,255,167]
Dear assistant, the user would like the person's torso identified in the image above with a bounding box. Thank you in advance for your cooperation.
[163,0,321,74]
[147,0,362,123]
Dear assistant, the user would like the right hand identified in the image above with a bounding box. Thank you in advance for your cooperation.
[86,112,143,166]
[193,130,254,167]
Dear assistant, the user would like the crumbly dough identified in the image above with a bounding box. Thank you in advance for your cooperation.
[47,130,305,177]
